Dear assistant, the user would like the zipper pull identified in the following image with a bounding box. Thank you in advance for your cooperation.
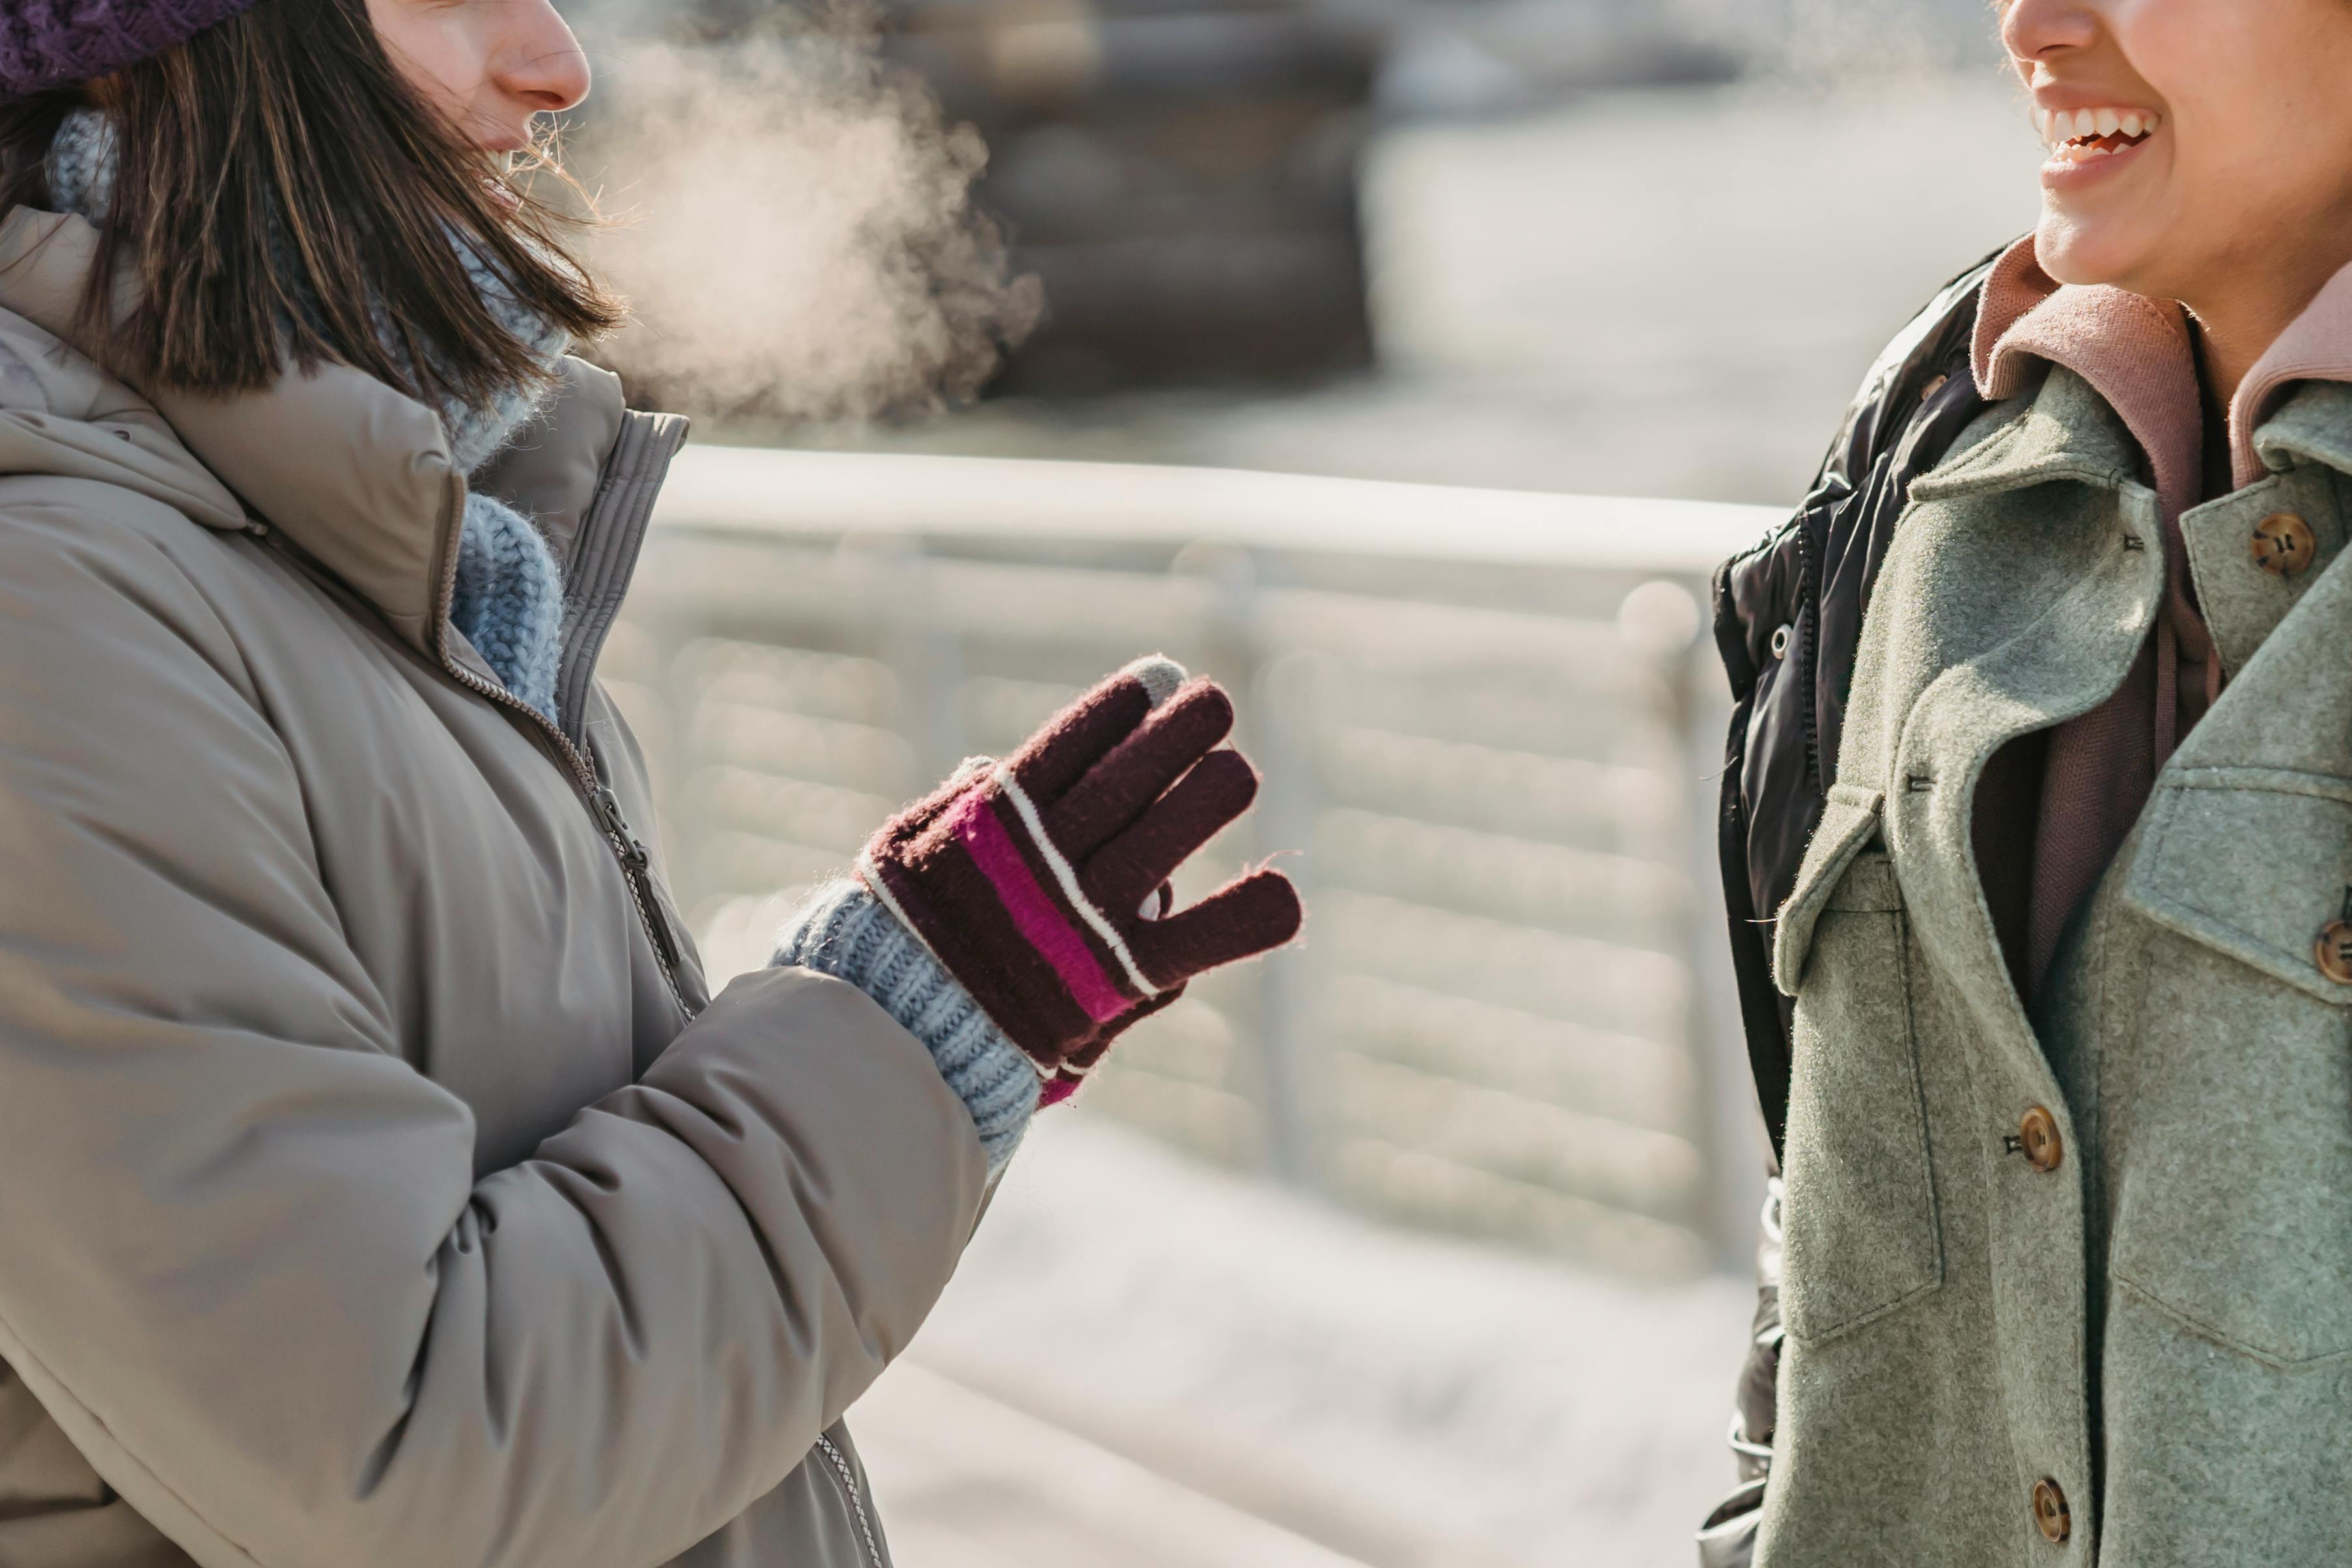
[591,785,681,968]
[637,879,682,968]
[590,785,650,867]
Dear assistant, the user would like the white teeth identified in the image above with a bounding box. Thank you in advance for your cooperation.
[2038,106,2161,154]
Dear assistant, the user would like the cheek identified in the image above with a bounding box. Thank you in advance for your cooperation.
[365,0,492,118]
[2155,16,2352,229]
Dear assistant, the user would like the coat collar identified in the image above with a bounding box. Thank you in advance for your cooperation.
[2247,380,2352,482]
[1912,360,2148,509]
[1929,353,2352,516]
[0,208,630,659]
[1972,232,2352,494]
[1972,240,2200,523]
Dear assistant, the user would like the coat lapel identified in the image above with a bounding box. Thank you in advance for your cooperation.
[1843,367,2168,1051]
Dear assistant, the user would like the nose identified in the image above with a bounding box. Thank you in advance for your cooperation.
[499,0,591,115]
[2002,0,2101,67]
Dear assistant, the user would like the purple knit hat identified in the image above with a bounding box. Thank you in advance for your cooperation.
[0,0,262,100]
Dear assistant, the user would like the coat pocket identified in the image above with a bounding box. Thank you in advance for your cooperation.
[1774,787,1944,1344]
[2112,768,2352,1365]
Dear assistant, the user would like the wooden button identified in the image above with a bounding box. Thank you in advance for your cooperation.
[2018,1107,2064,1173]
[2318,921,2352,985]
[2032,1477,2071,1543]
[2252,512,2317,578]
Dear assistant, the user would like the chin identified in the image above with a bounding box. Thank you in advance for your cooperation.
[2034,212,2158,292]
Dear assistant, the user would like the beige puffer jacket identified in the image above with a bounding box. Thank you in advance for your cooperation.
[0,208,984,1568]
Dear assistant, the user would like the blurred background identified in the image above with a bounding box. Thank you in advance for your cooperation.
[557,1,2037,1561]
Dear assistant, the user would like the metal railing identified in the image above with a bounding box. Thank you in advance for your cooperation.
[604,446,1778,1280]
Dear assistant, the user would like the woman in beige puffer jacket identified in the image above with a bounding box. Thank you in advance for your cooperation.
[0,2,1298,1565]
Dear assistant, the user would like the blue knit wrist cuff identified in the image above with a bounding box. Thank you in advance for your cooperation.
[772,881,1039,1173]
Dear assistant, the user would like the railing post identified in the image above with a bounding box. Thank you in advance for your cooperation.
[1252,649,1323,1190]
[1179,539,1314,1189]
[854,534,963,787]
[1619,576,1763,1270]
[1673,598,1767,1271]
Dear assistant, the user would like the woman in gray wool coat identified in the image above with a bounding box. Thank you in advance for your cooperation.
[0,2,1301,1565]
[1706,0,2352,1563]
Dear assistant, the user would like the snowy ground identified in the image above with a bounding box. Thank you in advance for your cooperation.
[858,1115,1752,1568]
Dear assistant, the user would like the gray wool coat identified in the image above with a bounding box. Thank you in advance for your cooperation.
[1758,359,2352,1565]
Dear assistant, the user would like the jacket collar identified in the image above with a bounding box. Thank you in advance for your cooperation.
[2247,380,2352,482]
[0,208,630,659]
[2231,262,2352,485]
[1972,232,2352,494]
[1913,359,2149,509]
[1935,344,2352,515]
[1972,238,2200,522]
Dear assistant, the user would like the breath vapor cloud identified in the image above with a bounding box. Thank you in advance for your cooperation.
[568,25,1043,425]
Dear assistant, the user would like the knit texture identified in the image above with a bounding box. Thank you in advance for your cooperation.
[857,660,1300,1089]
[772,881,1039,1173]
[0,0,260,100]
[449,497,565,719]
[46,109,572,721]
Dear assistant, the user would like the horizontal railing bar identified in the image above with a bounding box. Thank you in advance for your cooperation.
[656,445,1779,574]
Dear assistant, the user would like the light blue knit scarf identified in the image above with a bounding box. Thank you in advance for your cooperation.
[48,110,570,721]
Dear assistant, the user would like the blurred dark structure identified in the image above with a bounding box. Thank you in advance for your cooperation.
[881,0,1381,391]
[568,0,1988,404]
[566,0,1379,395]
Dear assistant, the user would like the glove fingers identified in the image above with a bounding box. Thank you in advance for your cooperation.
[1047,679,1235,856]
[1083,748,1259,916]
[1132,867,1302,985]
[1003,670,1158,805]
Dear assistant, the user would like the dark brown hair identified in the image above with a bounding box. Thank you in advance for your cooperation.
[0,0,623,408]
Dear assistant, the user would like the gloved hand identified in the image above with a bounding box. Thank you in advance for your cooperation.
[857,656,1302,1097]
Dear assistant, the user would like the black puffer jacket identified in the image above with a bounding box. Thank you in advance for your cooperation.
[1713,251,2002,1160]
[1695,248,2006,1567]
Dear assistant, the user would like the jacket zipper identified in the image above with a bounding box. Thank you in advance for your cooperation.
[813,1433,886,1568]
[447,654,693,1023]
[591,782,684,973]
[1793,502,1825,797]
[244,514,695,1023]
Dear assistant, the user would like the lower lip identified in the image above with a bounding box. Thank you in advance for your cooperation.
[2041,134,2153,189]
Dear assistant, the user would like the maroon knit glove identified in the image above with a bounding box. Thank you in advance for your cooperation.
[857,658,1302,1089]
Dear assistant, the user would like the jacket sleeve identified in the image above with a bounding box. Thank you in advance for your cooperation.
[0,491,989,1568]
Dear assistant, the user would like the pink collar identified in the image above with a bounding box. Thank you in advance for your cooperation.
[2232,262,2352,485]
[1972,234,2352,501]
[1970,237,2201,521]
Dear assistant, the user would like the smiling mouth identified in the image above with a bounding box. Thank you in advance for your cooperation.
[2034,106,2161,163]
